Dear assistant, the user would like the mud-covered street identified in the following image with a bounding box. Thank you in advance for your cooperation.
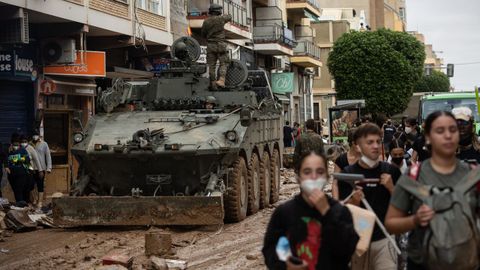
[0,169,304,270]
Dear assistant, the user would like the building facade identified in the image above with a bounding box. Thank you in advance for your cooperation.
[0,0,173,197]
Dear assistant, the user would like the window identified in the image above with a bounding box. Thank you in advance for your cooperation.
[314,103,320,120]
[399,7,406,21]
[136,0,164,16]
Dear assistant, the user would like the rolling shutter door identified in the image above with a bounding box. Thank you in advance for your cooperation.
[0,80,34,145]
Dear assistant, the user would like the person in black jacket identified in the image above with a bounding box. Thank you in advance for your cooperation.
[262,151,359,270]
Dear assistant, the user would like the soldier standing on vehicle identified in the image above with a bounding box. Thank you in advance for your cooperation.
[201,4,232,89]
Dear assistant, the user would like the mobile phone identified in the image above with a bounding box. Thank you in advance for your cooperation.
[289,256,303,265]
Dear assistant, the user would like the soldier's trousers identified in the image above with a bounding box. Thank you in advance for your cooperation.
[207,42,229,81]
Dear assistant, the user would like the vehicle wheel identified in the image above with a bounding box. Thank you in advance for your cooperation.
[259,151,271,209]
[224,157,248,223]
[270,149,281,203]
[247,153,261,215]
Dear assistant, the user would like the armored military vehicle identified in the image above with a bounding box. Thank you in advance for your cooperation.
[53,37,283,226]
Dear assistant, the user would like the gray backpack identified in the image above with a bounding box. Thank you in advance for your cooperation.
[398,164,480,270]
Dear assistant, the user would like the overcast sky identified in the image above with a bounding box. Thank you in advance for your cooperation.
[407,0,480,90]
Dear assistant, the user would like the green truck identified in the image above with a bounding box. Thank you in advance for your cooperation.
[419,92,480,134]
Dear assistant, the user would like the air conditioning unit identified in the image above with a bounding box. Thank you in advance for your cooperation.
[273,56,287,70]
[41,39,77,65]
[0,8,29,44]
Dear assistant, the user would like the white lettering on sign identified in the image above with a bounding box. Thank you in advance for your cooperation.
[63,65,88,74]
[0,53,13,72]
[0,54,12,61]
[15,55,33,73]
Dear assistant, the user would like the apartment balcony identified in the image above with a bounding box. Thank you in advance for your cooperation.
[286,0,321,18]
[253,24,296,56]
[187,0,252,40]
[252,0,269,6]
[290,40,322,67]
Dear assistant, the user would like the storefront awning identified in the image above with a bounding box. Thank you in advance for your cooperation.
[275,94,290,103]
[44,76,97,96]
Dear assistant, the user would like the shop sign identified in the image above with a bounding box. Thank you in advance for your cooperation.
[0,50,37,79]
[40,79,57,95]
[43,51,106,77]
[271,72,294,94]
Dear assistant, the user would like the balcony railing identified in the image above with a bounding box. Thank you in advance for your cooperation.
[287,0,321,11]
[211,0,248,28]
[293,40,321,59]
[253,24,296,48]
[188,0,249,29]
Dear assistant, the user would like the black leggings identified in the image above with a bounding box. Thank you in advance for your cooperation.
[8,170,30,203]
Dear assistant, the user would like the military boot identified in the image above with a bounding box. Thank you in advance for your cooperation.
[215,77,226,88]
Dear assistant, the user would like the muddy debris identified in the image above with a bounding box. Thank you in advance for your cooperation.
[150,256,168,270]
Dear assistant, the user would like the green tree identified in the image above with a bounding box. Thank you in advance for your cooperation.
[414,70,450,93]
[327,29,426,116]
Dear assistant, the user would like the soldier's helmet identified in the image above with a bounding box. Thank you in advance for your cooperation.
[208,4,223,15]
[205,96,217,105]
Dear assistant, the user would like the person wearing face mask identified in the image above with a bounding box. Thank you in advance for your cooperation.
[386,111,477,270]
[337,123,401,270]
[387,139,410,174]
[451,107,480,164]
[403,118,420,156]
[6,135,31,204]
[263,151,359,270]
[31,129,52,208]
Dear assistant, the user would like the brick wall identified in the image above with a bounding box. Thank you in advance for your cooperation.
[137,9,166,31]
[89,0,130,19]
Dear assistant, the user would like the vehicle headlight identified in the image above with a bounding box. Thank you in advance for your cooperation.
[225,130,237,142]
[73,132,84,143]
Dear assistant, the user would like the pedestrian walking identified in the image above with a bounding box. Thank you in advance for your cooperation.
[20,135,41,201]
[332,128,360,199]
[293,119,325,166]
[283,121,294,147]
[292,122,301,146]
[452,107,480,163]
[263,151,359,270]
[383,119,397,158]
[337,123,401,270]
[410,128,430,164]
[404,118,420,154]
[32,130,52,208]
[387,139,410,174]
[6,135,31,204]
[386,111,479,270]
[201,3,232,89]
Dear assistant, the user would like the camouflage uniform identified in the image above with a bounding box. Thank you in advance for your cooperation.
[201,14,232,84]
[293,130,325,166]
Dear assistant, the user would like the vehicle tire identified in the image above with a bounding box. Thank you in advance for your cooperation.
[247,153,261,215]
[270,148,281,203]
[224,157,248,223]
[259,151,271,209]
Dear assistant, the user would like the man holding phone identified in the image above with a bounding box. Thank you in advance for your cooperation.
[337,124,401,270]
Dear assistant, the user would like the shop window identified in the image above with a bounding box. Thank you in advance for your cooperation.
[44,112,70,165]
[44,94,65,108]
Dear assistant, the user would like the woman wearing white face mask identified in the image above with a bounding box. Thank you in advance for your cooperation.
[263,151,359,270]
